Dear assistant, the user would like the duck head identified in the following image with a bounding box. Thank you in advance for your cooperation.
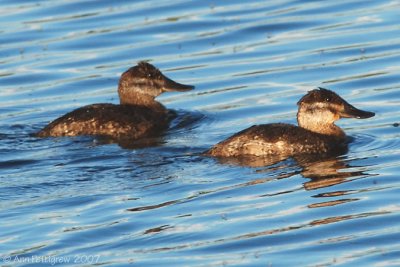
[118,61,194,106]
[297,87,374,137]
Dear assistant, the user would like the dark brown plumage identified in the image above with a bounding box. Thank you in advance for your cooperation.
[206,88,374,158]
[35,104,170,139]
[206,123,346,157]
[35,62,194,140]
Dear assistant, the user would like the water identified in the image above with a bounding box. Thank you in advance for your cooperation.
[1,0,400,266]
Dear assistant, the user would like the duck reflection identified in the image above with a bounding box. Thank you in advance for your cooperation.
[94,134,167,149]
[205,88,374,205]
[212,149,367,208]
[299,155,363,191]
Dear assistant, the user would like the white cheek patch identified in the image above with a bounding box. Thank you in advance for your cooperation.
[301,103,342,124]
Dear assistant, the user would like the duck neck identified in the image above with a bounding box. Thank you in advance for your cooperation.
[297,111,345,139]
[118,89,166,112]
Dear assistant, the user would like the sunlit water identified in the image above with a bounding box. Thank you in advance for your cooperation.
[1,0,400,266]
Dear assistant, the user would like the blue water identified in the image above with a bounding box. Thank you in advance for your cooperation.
[1,0,400,266]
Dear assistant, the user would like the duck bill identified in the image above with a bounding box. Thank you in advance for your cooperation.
[162,75,194,92]
[341,102,375,119]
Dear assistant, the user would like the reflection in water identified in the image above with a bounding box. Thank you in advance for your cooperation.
[211,147,370,209]
[2,0,398,265]
[144,225,172,235]
[310,210,389,226]
[308,198,357,209]
[127,199,180,212]
[299,155,364,190]
[96,134,166,149]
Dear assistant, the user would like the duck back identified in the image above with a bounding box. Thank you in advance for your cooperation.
[206,123,347,157]
[35,103,170,139]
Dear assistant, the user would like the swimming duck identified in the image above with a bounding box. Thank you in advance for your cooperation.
[205,88,374,157]
[35,61,194,140]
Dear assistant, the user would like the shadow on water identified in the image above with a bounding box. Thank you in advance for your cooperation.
[209,141,372,200]
[124,136,374,217]
[1,0,400,266]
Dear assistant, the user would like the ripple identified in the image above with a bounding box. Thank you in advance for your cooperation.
[1,0,400,266]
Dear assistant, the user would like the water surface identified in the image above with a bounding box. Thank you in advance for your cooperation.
[1,0,400,266]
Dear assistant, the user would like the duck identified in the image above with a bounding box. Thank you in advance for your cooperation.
[205,87,374,158]
[35,61,194,140]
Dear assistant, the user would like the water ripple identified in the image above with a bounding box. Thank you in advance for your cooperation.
[1,0,400,266]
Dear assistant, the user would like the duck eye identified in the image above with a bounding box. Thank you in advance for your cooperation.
[325,97,331,102]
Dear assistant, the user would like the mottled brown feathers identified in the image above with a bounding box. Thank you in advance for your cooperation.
[206,88,374,158]
[35,62,194,141]
[205,123,346,157]
[297,87,344,106]
[35,104,170,139]
[136,61,163,80]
